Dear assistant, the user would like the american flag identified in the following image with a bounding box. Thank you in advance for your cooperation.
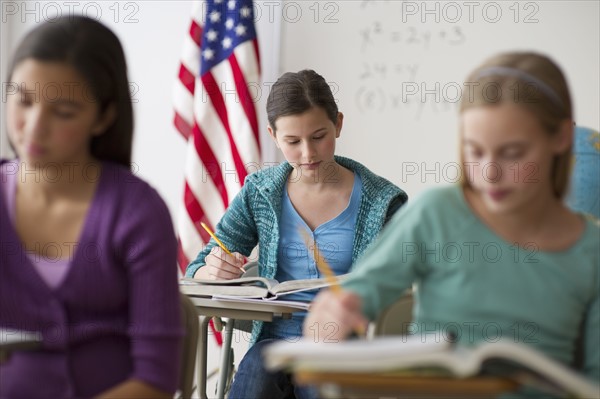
[173,0,261,273]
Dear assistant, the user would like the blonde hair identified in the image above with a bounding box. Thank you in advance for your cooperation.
[459,52,573,198]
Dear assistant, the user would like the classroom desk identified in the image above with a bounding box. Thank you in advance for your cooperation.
[0,328,42,363]
[187,296,302,399]
[294,370,518,399]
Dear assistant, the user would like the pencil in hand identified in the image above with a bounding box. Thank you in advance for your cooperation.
[298,227,366,337]
[200,222,232,255]
[200,222,244,273]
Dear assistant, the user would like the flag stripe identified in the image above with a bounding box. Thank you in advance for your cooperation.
[185,137,226,224]
[253,39,261,75]
[190,19,203,46]
[192,84,242,204]
[177,239,190,273]
[184,181,212,243]
[211,56,259,170]
[229,50,260,152]
[209,319,223,345]
[201,72,248,184]
[173,111,192,140]
[192,123,229,207]
[180,36,201,78]
[173,81,195,128]
[178,64,196,95]
[178,207,205,265]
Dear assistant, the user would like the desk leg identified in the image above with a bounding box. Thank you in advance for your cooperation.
[216,318,235,399]
[197,316,211,399]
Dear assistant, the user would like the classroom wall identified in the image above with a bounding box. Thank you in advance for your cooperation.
[3,1,599,223]
[280,0,600,198]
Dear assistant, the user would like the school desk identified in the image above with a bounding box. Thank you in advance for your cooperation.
[187,296,302,399]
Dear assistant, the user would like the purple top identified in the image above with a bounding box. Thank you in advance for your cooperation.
[0,159,183,398]
[2,164,70,289]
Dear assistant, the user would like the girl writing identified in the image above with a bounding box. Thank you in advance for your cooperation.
[186,69,408,399]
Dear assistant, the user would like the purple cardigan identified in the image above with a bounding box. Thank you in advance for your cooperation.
[0,160,183,398]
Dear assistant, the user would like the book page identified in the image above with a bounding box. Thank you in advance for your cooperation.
[180,276,278,291]
[270,273,350,295]
[474,341,600,398]
[180,283,269,298]
[180,273,351,298]
[263,334,600,398]
[264,335,451,372]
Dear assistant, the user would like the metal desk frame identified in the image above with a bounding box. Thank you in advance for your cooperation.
[188,297,301,399]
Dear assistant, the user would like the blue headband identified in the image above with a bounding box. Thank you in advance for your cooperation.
[473,66,564,108]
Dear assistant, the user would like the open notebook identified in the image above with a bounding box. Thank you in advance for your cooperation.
[180,273,348,302]
[264,335,600,399]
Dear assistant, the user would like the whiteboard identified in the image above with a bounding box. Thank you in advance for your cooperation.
[279,0,600,197]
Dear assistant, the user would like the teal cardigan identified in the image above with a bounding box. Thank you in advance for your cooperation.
[186,156,408,343]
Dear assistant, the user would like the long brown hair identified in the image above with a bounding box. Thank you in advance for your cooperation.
[7,16,133,168]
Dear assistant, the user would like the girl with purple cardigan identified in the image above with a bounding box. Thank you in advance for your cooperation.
[0,17,182,398]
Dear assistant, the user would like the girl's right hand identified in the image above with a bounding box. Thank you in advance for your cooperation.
[303,289,368,343]
[193,246,246,280]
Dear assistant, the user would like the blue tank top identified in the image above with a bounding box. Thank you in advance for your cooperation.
[267,172,363,339]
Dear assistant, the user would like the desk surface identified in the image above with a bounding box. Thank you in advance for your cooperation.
[295,370,518,399]
[187,296,304,321]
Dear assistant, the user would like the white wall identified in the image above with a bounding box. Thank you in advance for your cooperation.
[280,0,600,199]
[1,2,34,158]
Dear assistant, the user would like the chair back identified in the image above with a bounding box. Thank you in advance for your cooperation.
[372,290,414,336]
[566,125,599,219]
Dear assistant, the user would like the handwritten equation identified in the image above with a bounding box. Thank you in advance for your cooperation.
[355,85,458,119]
[358,63,419,81]
[359,23,466,52]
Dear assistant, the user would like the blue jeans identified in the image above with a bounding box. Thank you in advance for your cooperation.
[227,316,319,399]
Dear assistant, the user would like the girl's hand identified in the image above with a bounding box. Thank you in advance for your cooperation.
[303,290,368,343]
[194,247,245,280]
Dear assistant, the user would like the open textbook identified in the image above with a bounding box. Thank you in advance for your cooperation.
[264,336,600,399]
[180,273,349,301]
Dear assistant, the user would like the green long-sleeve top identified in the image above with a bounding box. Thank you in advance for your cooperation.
[344,185,599,387]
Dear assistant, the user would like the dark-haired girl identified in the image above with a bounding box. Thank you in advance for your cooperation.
[186,69,408,398]
[1,16,182,398]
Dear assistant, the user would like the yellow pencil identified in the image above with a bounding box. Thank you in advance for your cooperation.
[200,222,232,255]
[298,227,366,337]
